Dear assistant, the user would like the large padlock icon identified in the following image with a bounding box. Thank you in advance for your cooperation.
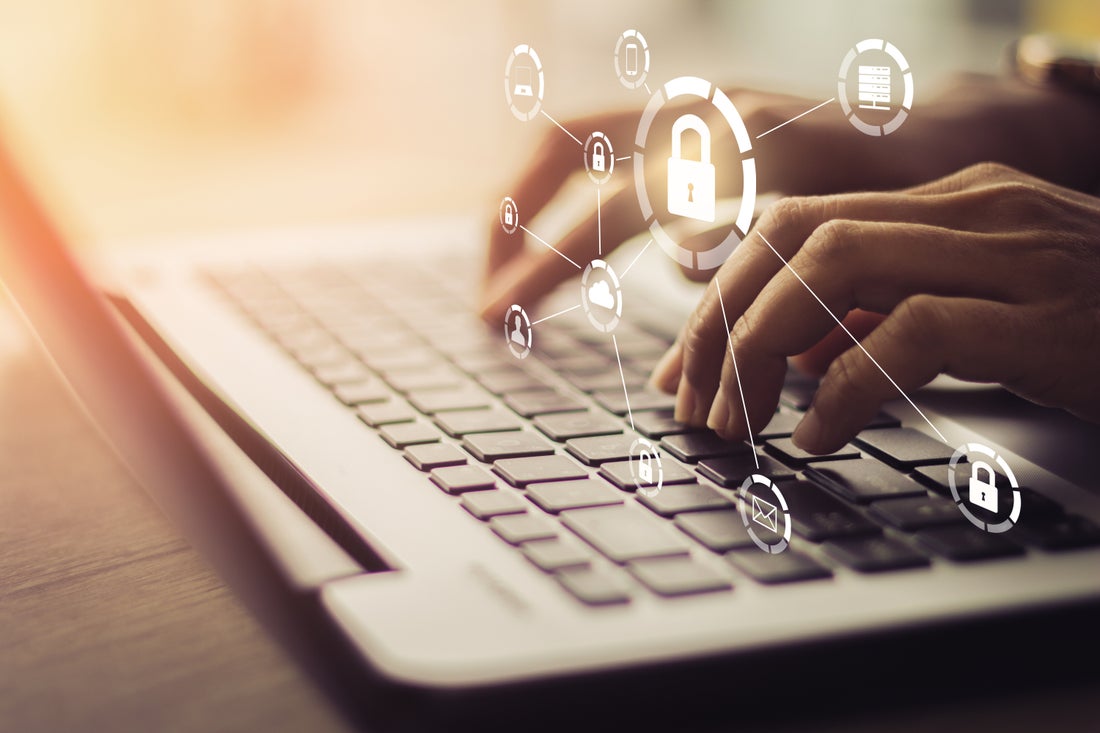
[504,202,514,226]
[592,141,606,172]
[667,113,716,223]
[968,460,998,512]
[638,449,653,484]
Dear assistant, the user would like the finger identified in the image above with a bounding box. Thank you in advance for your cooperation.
[480,184,643,319]
[793,295,1037,454]
[789,310,883,377]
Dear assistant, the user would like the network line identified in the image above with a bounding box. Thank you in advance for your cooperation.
[519,225,582,269]
[755,97,836,139]
[541,110,582,146]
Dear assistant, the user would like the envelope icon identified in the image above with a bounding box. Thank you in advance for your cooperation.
[751,495,778,533]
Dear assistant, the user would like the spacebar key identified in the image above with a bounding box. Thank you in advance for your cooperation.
[561,505,690,563]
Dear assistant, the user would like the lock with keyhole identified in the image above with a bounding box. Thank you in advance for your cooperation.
[504,203,514,226]
[592,141,606,172]
[638,449,653,484]
[968,460,998,512]
[667,113,716,222]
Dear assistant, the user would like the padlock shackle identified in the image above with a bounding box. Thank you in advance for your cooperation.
[671,113,710,164]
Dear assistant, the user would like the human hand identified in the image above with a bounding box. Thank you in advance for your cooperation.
[650,162,1100,454]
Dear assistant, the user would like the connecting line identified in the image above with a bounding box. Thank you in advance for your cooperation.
[597,187,602,256]
[531,304,580,325]
[615,156,631,162]
[714,284,760,470]
[643,82,652,95]
[541,110,582,146]
[756,231,948,443]
[520,225,582,269]
[755,98,836,139]
[612,334,635,432]
[619,238,654,280]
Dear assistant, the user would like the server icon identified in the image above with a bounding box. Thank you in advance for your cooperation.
[857,65,891,110]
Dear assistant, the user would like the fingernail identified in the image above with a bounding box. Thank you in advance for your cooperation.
[792,409,824,452]
[674,382,697,424]
[707,385,731,435]
[650,343,682,394]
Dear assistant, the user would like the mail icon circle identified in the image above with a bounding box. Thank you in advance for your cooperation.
[738,474,791,555]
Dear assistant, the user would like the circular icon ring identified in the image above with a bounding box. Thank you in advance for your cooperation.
[634,76,756,271]
[948,443,1021,533]
[738,474,791,554]
[583,132,615,185]
[504,304,532,360]
[837,38,914,136]
[614,29,650,90]
[579,259,622,333]
[504,44,545,122]
[499,196,519,235]
[629,437,663,497]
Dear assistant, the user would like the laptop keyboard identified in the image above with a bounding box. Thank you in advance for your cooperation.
[203,257,1100,606]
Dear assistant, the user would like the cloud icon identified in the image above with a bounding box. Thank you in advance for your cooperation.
[588,279,616,310]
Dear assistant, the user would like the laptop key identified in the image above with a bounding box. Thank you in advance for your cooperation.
[915,525,1025,562]
[627,556,732,596]
[781,480,882,541]
[407,387,492,414]
[555,567,631,606]
[660,431,751,463]
[433,409,522,438]
[463,431,555,462]
[633,409,699,439]
[533,411,622,442]
[522,539,592,572]
[477,370,549,395]
[592,387,676,416]
[493,455,589,487]
[1012,514,1100,551]
[504,390,586,418]
[403,442,467,471]
[697,453,796,487]
[461,490,528,520]
[568,371,647,393]
[489,514,557,544]
[561,505,691,563]
[636,483,733,517]
[356,400,417,427]
[756,411,803,439]
[429,464,497,494]
[386,368,464,393]
[564,434,637,466]
[674,511,758,552]
[725,548,832,584]
[597,459,696,490]
[312,361,374,387]
[765,438,860,466]
[806,460,929,504]
[526,479,623,513]
[379,421,442,449]
[868,495,967,531]
[822,536,930,573]
[332,380,391,406]
[855,427,956,468]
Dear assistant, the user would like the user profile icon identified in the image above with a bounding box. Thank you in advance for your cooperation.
[614,29,650,90]
[583,131,615,185]
[580,259,622,333]
[738,474,791,554]
[504,44,544,122]
[837,38,914,136]
[499,196,519,235]
[504,304,532,359]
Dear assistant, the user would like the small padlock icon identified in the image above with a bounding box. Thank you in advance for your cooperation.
[667,113,716,223]
[638,449,653,484]
[968,460,998,512]
[592,141,606,172]
[504,203,514,226]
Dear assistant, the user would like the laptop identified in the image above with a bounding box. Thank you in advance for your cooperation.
[3,121,1100,726]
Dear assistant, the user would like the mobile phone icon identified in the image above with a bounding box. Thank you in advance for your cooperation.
[625,43,638,75]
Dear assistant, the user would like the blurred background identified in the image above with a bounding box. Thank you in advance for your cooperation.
[0,0,1097,249]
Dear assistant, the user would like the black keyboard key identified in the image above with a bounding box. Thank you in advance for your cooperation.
[696,453,796,487]
[429,464,497,494]
[533,411,622,442]
[407,387,492,414]
[822,536,930,573]
[477,370,548,395]
[332,380,391,406]
[674,511,758,552]
[779,377,817,410]
[660,432,751,463]
[561,505,690,563]
[633,409,698,439]
[379,421,442,449]
[781,480,882,541]
[493,455,588,487]
[855,427,955,468]
[868,496,967,531]
[755,411,802,439]
[637,484,733,517]
[403,442,467,471]
[593,387,676,415]
[765,438,860,466]
[556,567,631,605]
[725,548,832,584]
[461,490,528,520]
[526,479,623,513]
[627,556,732,596]
[806,460,928,504]
[564,434,637,466]
[522,539,592,572]
[489,514,557,544]
[597,459,696,490]
[504,390,586,417]
[463,431,555,462]
[1013,514,1100,551]
[433,409,522,438]
[356,400,416,427]
[915,525,1025,562]
[569,371,646,393]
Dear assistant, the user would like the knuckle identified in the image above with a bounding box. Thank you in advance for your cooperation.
[801,218,862,267]
[822,349,863,401]
[757,195,811,235]
[965,161,1019,183]
[889,294,944,348]
[680,308,715,381]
